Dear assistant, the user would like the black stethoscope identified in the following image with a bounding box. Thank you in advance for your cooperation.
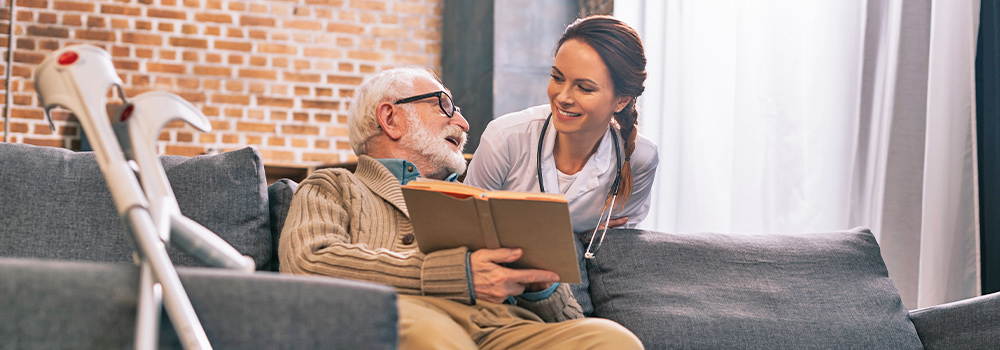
[536,113,622,259]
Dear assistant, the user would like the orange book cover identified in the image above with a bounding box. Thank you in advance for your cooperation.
[401,179,581,284]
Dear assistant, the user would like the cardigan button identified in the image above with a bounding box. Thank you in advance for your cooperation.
[401,233,415,245]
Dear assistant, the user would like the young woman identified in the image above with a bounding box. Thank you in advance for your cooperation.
[465,15,658,260]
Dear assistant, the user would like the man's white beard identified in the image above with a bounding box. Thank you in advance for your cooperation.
[401,120,467,178]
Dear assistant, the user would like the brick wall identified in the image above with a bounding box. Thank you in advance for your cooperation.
[0,0,442,166]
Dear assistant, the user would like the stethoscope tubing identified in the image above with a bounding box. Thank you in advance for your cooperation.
[536,113,623,198]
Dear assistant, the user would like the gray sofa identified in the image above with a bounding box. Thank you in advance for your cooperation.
[0,143,396,349]
[2,142,998,349]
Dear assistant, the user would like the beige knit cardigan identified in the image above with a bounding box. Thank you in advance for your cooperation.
[279,155,583,322]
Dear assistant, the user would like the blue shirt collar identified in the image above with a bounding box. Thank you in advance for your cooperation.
[376,158,459,185]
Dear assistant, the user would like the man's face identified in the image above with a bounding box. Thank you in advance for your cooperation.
[399,77,470,178]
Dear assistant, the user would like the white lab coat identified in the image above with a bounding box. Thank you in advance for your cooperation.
[466,105,659,234]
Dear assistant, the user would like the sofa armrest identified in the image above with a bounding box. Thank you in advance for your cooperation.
[0,258,397,349]
[908,292,1000,349]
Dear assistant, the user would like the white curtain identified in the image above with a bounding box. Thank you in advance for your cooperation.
[616,0,980,308]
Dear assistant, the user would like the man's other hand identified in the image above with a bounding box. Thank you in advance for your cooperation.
[469,248,559,304]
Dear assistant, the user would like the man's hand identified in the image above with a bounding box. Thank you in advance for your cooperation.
[597,216,629,230]
[469,248,559,304]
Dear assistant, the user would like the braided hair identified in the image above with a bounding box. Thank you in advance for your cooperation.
[556,15,647,211]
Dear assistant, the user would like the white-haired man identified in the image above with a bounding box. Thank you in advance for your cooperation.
[279,67,642,349]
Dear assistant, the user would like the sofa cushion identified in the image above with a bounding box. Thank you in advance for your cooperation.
[587,227,923,349]
[266,178,298,271]
[0,143,271,269]
[0,257,397,349]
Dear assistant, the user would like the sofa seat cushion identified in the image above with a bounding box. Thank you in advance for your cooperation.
[0,257,397,349]
[0,143,271,269]
[587,227,923,349]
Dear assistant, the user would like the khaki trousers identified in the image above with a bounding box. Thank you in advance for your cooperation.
[397,295,644,350]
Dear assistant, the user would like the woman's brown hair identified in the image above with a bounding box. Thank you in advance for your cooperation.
[556,15,647,211]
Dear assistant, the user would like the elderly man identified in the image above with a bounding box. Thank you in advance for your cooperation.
[279,67,642,349]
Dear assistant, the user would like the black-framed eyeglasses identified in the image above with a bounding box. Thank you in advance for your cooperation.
[394,91,461,118]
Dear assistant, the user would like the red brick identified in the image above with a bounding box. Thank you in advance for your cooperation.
[27,25,70,38]
[304,47,340,58]
[177,132,194,142]
[205,26,221,36]
[169,37,209,49]
[327,23,364,34]
[395,3,432,15]
[101,4,142,16]
[158,22,174,32]
[76,29,116,42]
[86,16,106,28]
[10,108,45,120]
[351,0,386,11]
[193,66,231,77]
[178,92,206,103]
[122,32,163,46]
[347,50,384,61]
[259,43,296,55]
[293,112,309,122]
[148,8,187,20]
[282,124,319,135]
[13,51,45,65]
[16,38,35,50]
[284,72,321,83]
[19,0,49,9]
[302,99,339,110]
[23,138,63,148]
[294,86,310,96]
[114,59,140,71]
[291,138,308,148]
[241,30,263,40]
[178,78,199,89]
[200,134,217,143]
[215,40,251,51]
[212,93,251,104]
[257,97,294,108]
[165,145,206,157]
[236,121,275,132]
[260,149,295,162]
[195,12,233,24]
[182,24,198,34]
[136,21,152,30]
[287,19,323,31]
[206,53,222,63]
[240,15,275,27]
[146,62,186,74]
[111,18,130,29]
[372,27,406,38]
[9,122,29,133]
[239,68,277,80]
[328,75,363,85]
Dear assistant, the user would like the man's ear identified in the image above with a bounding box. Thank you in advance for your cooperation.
[376,102,405,140]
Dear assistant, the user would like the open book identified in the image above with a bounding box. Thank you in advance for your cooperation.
[401,179,581,284]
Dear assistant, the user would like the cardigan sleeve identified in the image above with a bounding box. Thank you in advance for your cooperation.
[513,283,585,322]
[278,170,474,305]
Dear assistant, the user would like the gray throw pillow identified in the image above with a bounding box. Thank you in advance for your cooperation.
[0,143,270,269]
[587,227,923,349]
[266,178,298,272]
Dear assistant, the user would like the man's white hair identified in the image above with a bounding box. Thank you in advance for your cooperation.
[347,67,441,155]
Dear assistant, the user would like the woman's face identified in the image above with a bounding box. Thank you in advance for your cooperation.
[547,39,629,141]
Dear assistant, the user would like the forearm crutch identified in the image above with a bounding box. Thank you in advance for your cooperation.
[35,44,212,350]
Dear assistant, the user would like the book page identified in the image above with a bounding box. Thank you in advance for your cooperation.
[403,178,485,199]
[479,190,566,202]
